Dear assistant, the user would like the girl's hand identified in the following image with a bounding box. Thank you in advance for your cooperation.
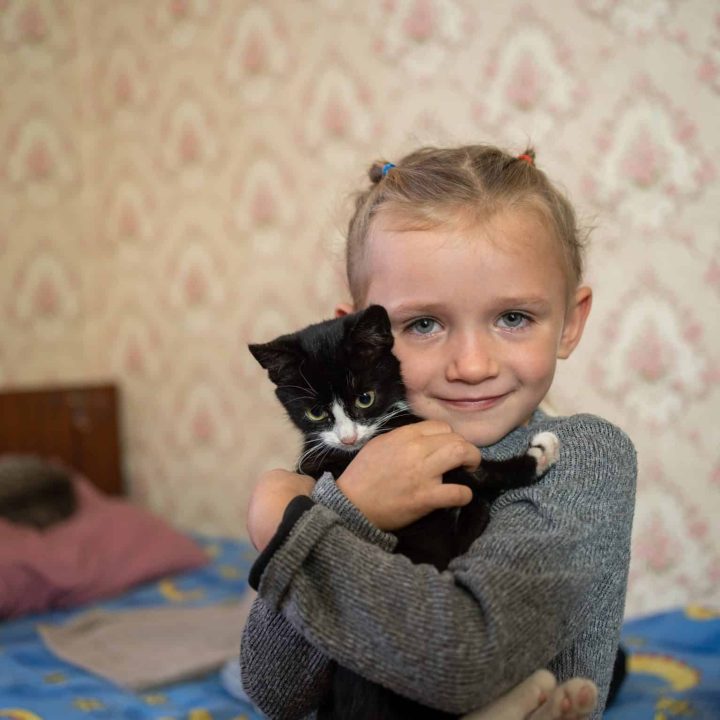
[246,469,315,552]
[337,420,481,531]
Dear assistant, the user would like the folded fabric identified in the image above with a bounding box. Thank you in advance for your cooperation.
[38,591,256,690]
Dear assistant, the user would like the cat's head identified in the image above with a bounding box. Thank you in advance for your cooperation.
[249,305,408,458]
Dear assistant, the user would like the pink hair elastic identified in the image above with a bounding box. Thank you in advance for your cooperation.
[517,153,534,166]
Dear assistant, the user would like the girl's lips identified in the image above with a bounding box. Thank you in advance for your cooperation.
[438,394,509,411]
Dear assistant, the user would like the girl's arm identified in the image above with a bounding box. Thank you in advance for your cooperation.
[241,422,473,718]
[246,469,315,553]
[240,593,334,720]
[247,421,480,552]
[243,414,635,716]
[240,469,404,719]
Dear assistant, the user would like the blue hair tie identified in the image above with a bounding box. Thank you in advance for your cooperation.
[381,162,395,177]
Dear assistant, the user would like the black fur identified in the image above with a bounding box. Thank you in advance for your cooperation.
[250,305,552,720]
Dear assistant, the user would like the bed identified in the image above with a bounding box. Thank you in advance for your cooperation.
[0,384,718,719]
[0,383,262,719]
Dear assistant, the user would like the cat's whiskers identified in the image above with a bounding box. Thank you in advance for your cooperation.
[286,395,320,405]
[297,436,328,471]
[276,383,317,396]
[297,362,314,397]
[277,385,318,406]
[373,401,413,433]
[314,444,336,467]
[299,435,325,458]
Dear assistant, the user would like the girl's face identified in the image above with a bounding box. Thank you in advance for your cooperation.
[348,209,591,447]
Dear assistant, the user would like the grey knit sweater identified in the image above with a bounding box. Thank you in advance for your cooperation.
[240,411,636,720]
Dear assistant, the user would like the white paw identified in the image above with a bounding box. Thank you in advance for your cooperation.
[527,432,560,476]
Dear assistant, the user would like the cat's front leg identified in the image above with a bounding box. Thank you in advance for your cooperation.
[526,431,560,476]
[476,431,560,495]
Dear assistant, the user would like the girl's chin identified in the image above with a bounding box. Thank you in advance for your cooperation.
[443,419,509,448]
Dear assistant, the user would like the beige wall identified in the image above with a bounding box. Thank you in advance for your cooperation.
[1,0,718,617]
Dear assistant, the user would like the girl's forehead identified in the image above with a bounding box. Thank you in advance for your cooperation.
[363,209,570,305]
[369,210,559,267]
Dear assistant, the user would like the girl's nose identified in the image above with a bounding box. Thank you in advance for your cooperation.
[445,333,500,383]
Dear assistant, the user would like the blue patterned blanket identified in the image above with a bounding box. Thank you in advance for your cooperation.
[607,605,720,720]
[1,533,718,719]
[0,536,262,720]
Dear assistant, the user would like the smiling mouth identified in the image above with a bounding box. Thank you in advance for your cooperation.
[438,394,509,411]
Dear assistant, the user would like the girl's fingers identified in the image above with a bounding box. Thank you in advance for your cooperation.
[423,482,473,510]
[414,420,454,436]
[425,437,482,474]
[412,432,465,455]
[338,421,481,529]
[461,445,482,471]
[399,423,482,469]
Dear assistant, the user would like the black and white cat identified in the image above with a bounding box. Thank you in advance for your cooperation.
[249,304,559,720]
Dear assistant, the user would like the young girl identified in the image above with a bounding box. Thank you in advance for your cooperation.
[240,145,636,720]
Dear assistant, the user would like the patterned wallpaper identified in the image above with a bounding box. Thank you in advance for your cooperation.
[1,0,718,618]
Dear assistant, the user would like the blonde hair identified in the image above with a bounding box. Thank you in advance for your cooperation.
[346,145,587,305]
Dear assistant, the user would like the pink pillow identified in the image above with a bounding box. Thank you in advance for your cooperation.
[0,476,209,619]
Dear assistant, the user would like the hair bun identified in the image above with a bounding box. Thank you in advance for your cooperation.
[369,162,396,183]
[517,148,537,166]
[369,162,386,184]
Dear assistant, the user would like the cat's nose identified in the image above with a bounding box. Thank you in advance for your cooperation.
[340,433,358,445]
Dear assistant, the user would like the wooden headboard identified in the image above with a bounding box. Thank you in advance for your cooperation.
[0,384,124,495]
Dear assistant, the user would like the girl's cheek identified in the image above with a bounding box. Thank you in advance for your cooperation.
[394,349,428,393]
[399,362,422,394]
[524,354,557,385]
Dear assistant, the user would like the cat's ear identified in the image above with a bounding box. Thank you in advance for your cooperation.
[248,340,300,385]
[349,305,394,359]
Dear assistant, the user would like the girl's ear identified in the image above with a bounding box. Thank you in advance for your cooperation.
[557,286,592,359]
[334,302,354,318]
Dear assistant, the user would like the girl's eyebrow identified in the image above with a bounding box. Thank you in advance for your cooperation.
[388,297,552,316]
[495,296,552,309]
[386,301,447,317]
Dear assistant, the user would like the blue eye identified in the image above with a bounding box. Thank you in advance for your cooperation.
[498,312,530,329]
[408,318,440,335]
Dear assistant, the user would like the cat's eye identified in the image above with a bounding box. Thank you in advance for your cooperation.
[355,391,376,409]
[305,407,329,422]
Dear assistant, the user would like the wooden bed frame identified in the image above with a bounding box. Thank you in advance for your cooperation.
[0,384,124,495]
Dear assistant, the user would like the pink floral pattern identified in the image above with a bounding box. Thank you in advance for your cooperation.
[585,78,714,231]
[474,6,582,140]
[578,0,681,39]
[1,0,718,616]
[592,275,714,427]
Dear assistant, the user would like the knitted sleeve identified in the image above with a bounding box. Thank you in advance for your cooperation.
[240,591,331,720]
[240,473,398,719]
[242,414,636,718]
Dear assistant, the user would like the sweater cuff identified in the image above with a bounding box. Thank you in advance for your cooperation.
[257,503,343,610]
[311,472,397,552]
[248,495,315,590]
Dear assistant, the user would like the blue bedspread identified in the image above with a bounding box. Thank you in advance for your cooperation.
[604,604,720,720]
[0,535,262,720]
[2,532,718,719]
